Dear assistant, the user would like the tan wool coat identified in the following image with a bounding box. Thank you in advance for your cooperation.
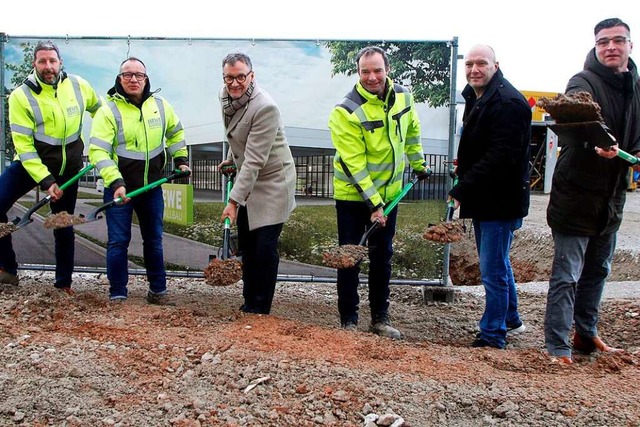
[221,84,297,230]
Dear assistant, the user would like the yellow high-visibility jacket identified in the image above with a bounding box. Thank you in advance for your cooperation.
[329,78,426,211]
[8,71,101,189]
[89,89,188,192]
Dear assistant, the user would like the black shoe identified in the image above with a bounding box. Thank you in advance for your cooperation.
[0,268,19,285]
[471,337,505,349]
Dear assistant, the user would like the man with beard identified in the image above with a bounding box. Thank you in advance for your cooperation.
[0,41,101,291]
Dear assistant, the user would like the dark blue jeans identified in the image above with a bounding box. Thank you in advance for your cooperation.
[473,218,523,348]
[544,230,616,357]
[0,161,77,288]
[335,200,397,326]
[236,205,283,314]
[104,186,166,298]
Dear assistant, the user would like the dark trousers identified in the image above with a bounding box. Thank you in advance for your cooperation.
[237,206,283,314]
[335,200,397,325]
[0,161,78,287]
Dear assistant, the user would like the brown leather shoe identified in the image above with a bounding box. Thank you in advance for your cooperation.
[573,332,622,354]
[550,355,573,365]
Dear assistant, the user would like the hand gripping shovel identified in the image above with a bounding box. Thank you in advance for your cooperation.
[203,164,243,286]
[0,164,95,239]
[323,171,430,269]
[44,170,191,229]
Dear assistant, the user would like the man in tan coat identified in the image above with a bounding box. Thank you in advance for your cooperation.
[219,52,297,314]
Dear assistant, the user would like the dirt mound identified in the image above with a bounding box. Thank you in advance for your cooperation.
[450,227,638,286]
[0,273,639,426]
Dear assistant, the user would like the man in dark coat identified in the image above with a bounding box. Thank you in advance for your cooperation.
[544,18,640,364]
[449,44,532,349]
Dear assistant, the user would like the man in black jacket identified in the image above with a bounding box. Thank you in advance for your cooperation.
[544,18,640,364]
[449,45,531,349]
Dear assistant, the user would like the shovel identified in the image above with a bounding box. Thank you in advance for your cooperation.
[220,165,237,260]
[548,121,639,165]
[323,172,428,269]
[0,164,95,238]
[423,176,465,243]
[45,169,191,229]
[203,165,243,286]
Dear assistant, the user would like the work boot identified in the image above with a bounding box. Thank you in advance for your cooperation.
[369,320,403,340]
[341,321,358,331]
[146,291,176,306]
[0,268,19,285]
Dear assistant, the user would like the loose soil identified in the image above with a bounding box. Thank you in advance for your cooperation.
[1,192,639,426]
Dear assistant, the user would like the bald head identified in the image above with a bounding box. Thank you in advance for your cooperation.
[464,44,499,97]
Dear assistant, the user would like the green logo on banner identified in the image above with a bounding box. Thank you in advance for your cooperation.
[162,183,193,225]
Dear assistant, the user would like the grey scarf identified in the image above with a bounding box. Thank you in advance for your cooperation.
[221,81,255,127]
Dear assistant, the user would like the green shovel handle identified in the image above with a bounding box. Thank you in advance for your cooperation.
[115,169,191,203]
[617,148,639,165]
[59,164,95,191]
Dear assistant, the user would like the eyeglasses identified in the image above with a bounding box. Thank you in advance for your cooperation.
[119,72,147,81]
[223,72,252,84]
[595,36,630,48]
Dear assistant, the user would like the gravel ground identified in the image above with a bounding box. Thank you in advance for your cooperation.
[0,191,639,427]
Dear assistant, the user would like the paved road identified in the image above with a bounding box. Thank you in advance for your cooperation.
[9,205,107,268]
[10,190,340,280]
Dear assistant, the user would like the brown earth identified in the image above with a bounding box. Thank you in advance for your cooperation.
[0,272,638,426]
[0,192,639,426]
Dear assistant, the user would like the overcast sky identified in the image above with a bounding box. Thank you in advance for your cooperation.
[1,0,637,93]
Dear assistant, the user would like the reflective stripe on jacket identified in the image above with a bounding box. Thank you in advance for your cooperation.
[8,72,101,186]
[88,94,187,191]
[328,77,424,211]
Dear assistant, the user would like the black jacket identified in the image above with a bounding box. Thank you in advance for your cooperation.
[450,69,532,220]
[547,50,640,236]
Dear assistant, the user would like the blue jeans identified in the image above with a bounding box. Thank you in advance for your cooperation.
[335,200,398,325]
[236,205,283,314]
[104,186,166,298]
[0,161,77,288]
[473,218,523,348]
[544,230,615,357]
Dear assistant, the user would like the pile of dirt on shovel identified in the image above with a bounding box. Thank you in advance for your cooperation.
[423,220,465,243]
[536,91,604,123]
[203,258,243,286]
[322,244,368,269]
[42,212,87,229]
[0,222,18,239]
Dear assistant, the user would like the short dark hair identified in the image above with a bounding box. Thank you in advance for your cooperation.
[355,46,389,71]
[594,18,630,35]
[222,52,252,70]
[33,41,60,60]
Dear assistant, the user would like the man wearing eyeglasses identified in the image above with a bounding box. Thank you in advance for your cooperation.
[1,41,101,291]
[545,18,640,365]
[89,57,190,305]
[218,52,296,315]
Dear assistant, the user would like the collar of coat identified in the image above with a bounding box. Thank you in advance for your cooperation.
[583,48,639,92]
[23,69,68,95]
[355,77,395,106]
[107,75,155,107]
[461,68,505,105]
